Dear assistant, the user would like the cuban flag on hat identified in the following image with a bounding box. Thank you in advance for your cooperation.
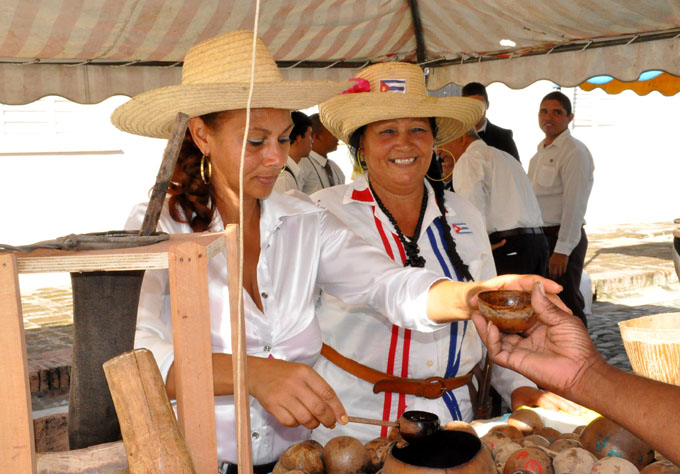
[379,79,406,93]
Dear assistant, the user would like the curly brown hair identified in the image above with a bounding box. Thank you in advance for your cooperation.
[167,111,226,232]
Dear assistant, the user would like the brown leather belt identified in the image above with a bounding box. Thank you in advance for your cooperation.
[321,343,473,400]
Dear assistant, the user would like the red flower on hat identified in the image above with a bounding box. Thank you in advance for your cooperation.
[342,77,370,94]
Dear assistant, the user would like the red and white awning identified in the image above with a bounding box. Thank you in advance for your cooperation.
[0,0,678,104]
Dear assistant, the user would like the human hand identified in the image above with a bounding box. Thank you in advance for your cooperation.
[466,274,569,315]
[472,281,602,396]
[548,252,569,279]
[510,386,587,416]
[248,357,346,429]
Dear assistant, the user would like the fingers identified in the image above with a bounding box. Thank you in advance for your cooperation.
[535,390,587,416]
[531,282,574,327]
[303,372,347,427]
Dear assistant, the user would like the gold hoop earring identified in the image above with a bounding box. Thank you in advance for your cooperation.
[200,154,212,184]
[426,149,454,182]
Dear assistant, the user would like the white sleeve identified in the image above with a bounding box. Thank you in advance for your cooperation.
[555,146,593,255]
[314,210,448,332]
[124,203,176,381]
[452,154,488,220]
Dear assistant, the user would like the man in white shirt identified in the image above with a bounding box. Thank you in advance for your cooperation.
[299,113,345,194]
[274,111,312,192]
[443,129,548,276]
[528,91,594,327]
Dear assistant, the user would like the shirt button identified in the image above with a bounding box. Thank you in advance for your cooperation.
[251,432,260,440]
[426,360,434,367]
[261,292,268,299]
[264,345,272,352]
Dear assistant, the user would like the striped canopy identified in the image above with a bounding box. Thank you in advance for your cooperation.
[1,0,679,104]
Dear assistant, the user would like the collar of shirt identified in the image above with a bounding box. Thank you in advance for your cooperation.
[341,174,455,241]
[538,128,572,151]
[464,138,488,156]
[286,156,301,175]
[477,118,488,133]
[308,150,328,167]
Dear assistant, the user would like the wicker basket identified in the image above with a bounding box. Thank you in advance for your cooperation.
[618,313,680,386]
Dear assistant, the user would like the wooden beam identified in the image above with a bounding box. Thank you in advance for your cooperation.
[225,225,253,471]
[408,0,427,65]
[36,441,128,473]
[0,253,36,473]
[13,232,224,274]
[168,240,218,474]
[104,349,196,473]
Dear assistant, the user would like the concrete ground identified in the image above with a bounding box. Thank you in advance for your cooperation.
[19,221,680,416]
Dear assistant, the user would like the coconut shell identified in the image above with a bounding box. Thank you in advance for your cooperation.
[364,437,392,474]
[444,420,478,436]
[322,436,368,474]
[481,430,514,452]
[535,427,562,444]
[550,438,583,452]
[640,461,680,474]
[279,440,324,473]
[495,442,523,464]
[503,447,554,474]
[580,416,654,469]
[508,409,545,435]
[591,456,639,474]
[552,447,597,474]
[490,424,524,441]
[521,435,551,448]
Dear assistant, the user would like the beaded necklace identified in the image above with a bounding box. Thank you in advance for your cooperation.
[369,182,428,268]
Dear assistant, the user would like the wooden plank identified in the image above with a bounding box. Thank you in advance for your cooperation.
[168,241,218,474]
[12,232,224,274]
[103,349,196,473]
[140,112,190,236]
[0,253,36,473]
[224,225,253,472]
[36,440,128,473]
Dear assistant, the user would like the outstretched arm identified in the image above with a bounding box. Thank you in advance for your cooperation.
[426,273,565,324]
[472,282,680,465]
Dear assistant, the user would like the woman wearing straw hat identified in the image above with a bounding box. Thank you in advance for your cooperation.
[312,62,583,444]
[114,31,562,468]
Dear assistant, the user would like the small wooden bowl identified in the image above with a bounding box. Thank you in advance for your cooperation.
[477,290,536,334]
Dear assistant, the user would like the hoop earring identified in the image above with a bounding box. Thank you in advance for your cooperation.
[426,149,454,182]
[200,154,212,184]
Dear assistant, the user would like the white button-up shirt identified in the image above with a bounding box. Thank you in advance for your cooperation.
[299,151,346,194]
[452,140,543,233]
[310,176,535,444]
[528,129,594,255]
[125,191,445,465]
[273,157,301,192]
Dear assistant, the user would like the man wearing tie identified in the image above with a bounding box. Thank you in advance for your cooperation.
[462,82,520,162]
[299,113,346,194]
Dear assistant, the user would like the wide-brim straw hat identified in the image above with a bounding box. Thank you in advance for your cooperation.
[319,62,485,146]
[112,30,351,139]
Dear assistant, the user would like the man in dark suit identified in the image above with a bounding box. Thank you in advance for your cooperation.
[462,82,520,162]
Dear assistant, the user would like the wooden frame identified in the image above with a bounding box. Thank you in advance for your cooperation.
[0,232,233,473]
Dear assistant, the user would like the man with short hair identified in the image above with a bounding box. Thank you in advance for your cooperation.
[442,129,548,276]
[274,110,312,192]
[461,82,520,161]
[528,91,594,327]
[299,113,345,194]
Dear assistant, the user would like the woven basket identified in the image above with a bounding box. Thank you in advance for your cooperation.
[618,313,680,386]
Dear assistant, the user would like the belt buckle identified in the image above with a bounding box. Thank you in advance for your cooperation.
[420,376,447,399]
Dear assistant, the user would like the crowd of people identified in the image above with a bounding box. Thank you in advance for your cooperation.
[111,29,677,471]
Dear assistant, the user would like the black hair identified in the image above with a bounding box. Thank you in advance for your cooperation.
[461,82,488,103]
[290,111,312,142]
[308,113,327,136]
[349,118,473,280]
[541,91,572,116]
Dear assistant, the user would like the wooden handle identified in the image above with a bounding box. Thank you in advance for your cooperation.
[347,416,399,428]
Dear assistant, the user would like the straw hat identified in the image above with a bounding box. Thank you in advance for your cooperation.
[112,30,350,138]
[318,62,485,146]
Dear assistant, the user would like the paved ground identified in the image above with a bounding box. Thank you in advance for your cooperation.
[18,221,680,413]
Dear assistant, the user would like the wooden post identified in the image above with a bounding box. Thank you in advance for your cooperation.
[224,224,253,472]
[168,241,218,474]
[103,349,196,473]
[0,253,36,473]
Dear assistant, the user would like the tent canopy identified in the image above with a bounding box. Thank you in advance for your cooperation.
[1,0,679,104]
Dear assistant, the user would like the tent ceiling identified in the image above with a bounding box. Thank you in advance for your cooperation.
[0,0,679,104]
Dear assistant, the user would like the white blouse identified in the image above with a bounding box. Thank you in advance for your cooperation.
[310,176,535,444]
[125,190,446,465]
